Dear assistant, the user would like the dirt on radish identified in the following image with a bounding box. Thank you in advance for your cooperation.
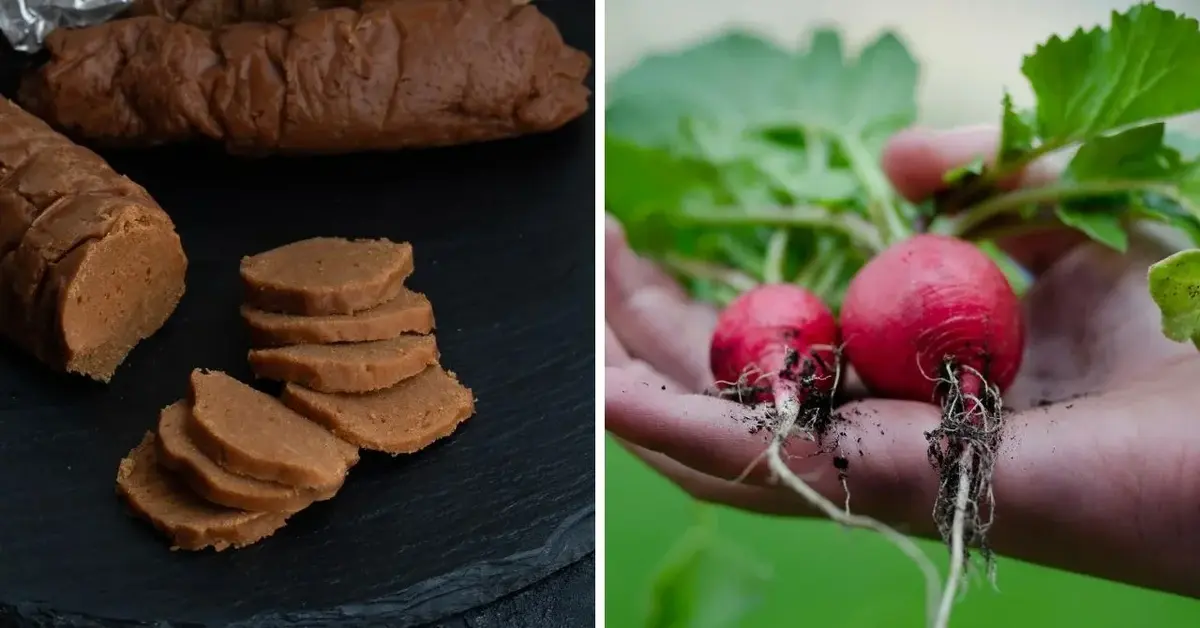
[708,283,846,474]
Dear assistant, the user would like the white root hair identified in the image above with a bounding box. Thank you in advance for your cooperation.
[736,346,944,627]
[931,364,1004,628]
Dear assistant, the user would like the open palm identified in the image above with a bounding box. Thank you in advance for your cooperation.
[605,126,1200,599]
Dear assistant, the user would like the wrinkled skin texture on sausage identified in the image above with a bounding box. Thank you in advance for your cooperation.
[126,0,347,28]
[125,0,531,29]
[0,97,186,381]
[22,0,590,155]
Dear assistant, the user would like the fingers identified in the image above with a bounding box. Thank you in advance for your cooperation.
[883,125,1001,202]
[882,126,1059,202]
[604,324,629,366]
[616,439,807,517]
[608,321,694,393]
[605,215,718,392]
[606,366,943,532]
[990,362,1200,598]
[1006,229,1196,410]
[607,365,777,484]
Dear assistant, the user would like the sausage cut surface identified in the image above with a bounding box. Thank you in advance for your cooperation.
[188,369,360,488]
[156,401,337,511]
[241,287,434,346]
[240,238,413,315]
[0,96,186,382]
[249,334,438,393]
[281,365,475,454]
[116,433,292,551]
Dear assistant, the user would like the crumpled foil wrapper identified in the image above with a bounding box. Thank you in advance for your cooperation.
[1,0,132,53]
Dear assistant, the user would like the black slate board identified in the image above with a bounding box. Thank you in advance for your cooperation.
[432,553,595,628]
[0,2,596,625]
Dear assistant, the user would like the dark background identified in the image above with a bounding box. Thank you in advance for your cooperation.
[0,1,596,626]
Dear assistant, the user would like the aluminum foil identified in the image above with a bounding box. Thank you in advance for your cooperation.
[1,0,132,53]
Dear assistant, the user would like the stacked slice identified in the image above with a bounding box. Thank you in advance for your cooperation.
[240,237,475,455]
[117,370,360,551]
[115,237,476,551]
[114,235,475,549]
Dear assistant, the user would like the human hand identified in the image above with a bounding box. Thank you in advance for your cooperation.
[605,125,1200,599]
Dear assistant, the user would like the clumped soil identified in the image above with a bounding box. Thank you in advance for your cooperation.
[710,347,850,475]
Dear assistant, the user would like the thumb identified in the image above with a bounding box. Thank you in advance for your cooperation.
[882,125,1081,273]
[881,125,1061,201]
[882,125,1002,202]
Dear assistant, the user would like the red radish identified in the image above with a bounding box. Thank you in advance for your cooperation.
[840,234,1024,404]
[839,233,1025,628]
[709,284,840,414]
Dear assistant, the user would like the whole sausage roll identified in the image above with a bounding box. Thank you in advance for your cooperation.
[19,0,592,155]
[0,97,187,382]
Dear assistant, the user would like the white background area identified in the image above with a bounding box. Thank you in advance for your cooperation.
[605,0,1200,131]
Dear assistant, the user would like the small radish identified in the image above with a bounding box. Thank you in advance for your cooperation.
[709,283,840,416]
[839,233,1024,628]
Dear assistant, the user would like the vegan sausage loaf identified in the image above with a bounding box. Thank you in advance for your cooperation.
[240,237,475,453]
[118,369,362,550]
[0,96,187,382]
[20,0,592,155]
[189,368,360,488]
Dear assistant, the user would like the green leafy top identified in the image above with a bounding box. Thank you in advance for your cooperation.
[608,29,918,150]
[938,3,1200,253]
[1148,249,1200,349]
[607,2,1200,325]
[1021,5,1200,141]
[607,33,798,148]
[606,29,920,306]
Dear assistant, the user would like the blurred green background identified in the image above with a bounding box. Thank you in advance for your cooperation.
[604,0,1200,625]
[607,438,1200,626]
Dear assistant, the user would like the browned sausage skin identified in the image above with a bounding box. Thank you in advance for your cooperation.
[21,0,591,155]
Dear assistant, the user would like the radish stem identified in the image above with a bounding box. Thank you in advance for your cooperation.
[942,179,1191,237]
[764,230,789,284]
[681,207,884,253]
[838,133,911,244]
[662,254,758,292]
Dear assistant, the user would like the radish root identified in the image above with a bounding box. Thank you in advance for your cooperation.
[739,347,944,627]
[928,364,1004,628]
